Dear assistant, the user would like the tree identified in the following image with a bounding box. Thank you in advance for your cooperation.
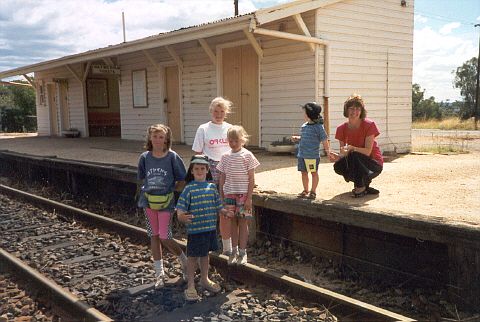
[412,83,442,120]
[453,57,477,119]
[0,80,37,132]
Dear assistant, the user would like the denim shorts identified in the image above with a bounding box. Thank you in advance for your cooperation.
[187,230,218,257]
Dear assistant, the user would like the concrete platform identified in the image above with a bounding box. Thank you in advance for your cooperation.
[0,134,478,227]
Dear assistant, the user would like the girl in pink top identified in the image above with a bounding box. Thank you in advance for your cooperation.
[330,94,383,197]
[217,125,260,265]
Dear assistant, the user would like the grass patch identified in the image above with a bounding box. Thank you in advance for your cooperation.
[412,117,479,130]
[413,145,469,154]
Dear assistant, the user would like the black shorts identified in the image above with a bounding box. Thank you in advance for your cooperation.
[186,230,218,257]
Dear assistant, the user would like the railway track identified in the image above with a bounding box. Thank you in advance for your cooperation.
[0,184,414,321]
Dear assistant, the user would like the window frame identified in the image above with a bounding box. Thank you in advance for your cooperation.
[132,69,148,108]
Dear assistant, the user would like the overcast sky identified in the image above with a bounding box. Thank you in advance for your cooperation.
[0,0,479,102]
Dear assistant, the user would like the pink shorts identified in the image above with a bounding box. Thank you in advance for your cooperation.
[144,208,173,239]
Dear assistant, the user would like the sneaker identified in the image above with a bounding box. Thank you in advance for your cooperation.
[237,252,247,265]
[228,252,237,265]
[155,273,165,289]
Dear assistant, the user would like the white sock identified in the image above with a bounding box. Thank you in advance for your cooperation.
[222,238,232,253]
[232,246,238,255]
[239,248,246,256]
[154,259,164,276]
[179,252,187,266]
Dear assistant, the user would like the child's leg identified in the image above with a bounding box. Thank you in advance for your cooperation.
[219,215,232,250]
[156,210,187,268]
[230,216,239,249]
[238,218,249,250]
[187,257,197,290]
[311,171,319,193]
[199,255,210,284]
[301,171,309,192]
[145,209,163,260]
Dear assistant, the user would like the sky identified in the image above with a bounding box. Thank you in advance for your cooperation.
[0,0,479,102]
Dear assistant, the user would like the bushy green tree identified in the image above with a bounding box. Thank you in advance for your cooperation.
[453,57,477,119]
[412,83,442,120]
[0,80,37,132]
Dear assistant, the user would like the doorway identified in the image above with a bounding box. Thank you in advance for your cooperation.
[165,66,181,142]
[222,44,259,146]
[47,83,59,136]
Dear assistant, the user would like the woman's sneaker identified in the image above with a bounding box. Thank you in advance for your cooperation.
[155,273,165,289]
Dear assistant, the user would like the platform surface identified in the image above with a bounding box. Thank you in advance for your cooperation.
[0,133,479,228]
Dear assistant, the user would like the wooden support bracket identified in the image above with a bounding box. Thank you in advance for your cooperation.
[243,29,263,59]
[65,65,82,83]
[142,50,161,72]
[198,39,216,66]
[165,46,183,71]
[293,14,315,52]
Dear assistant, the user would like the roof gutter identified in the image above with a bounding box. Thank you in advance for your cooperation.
[0,15,252,79]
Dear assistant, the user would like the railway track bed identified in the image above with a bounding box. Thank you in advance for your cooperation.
[0,185,414,321]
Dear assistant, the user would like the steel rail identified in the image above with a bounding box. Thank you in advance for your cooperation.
[0,184,415,321]
[0,248,112,321]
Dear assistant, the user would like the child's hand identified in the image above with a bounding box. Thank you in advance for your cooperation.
[178,212,193,224]
[328,151,339,162]
[244,198,253,213]
[291,135,300,143]
[221,208,235,218]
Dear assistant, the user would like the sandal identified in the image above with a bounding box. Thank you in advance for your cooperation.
[199,279,221,293]
[306,191,316,199]
[352,187,368,198]
[184,287,200,301]
[297,191,308,198]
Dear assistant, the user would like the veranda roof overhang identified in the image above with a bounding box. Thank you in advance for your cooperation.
[0,15,253,79]
[0,0,342,80]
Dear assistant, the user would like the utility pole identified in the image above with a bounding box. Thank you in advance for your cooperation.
[474,24,479,130]
[234,0,239,16]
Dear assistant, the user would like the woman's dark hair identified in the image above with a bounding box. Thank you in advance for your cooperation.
[144,124,172,151]
[185,156,213,184]
[343,94,367,119]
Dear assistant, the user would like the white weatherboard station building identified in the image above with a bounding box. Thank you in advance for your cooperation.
[0,0,414,153]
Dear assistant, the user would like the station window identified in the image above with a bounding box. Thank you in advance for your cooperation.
[132,69,148,108]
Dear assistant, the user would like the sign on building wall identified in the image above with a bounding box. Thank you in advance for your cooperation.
[92,65,121,75]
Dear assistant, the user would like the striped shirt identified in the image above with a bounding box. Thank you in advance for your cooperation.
[216,148,260,195]
[297,122,328,159]
[176,181,222,235]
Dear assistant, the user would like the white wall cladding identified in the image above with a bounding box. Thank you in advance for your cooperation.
[178,41,217,145]
[35,64,86,136]
[259,11,317,147]
[118,51,165,141]
[317,0,414,153]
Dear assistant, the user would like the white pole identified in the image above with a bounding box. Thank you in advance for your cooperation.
[122,12,126,43]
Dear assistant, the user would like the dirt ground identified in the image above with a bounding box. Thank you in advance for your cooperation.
[1,131,479,227]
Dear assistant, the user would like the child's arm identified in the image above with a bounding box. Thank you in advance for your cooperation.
[176,209,193,224]
[322,139,337,162]
[174,180,185,192]
[244,169,255,212]
[219,172,226,200]
[291,135,300,143]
